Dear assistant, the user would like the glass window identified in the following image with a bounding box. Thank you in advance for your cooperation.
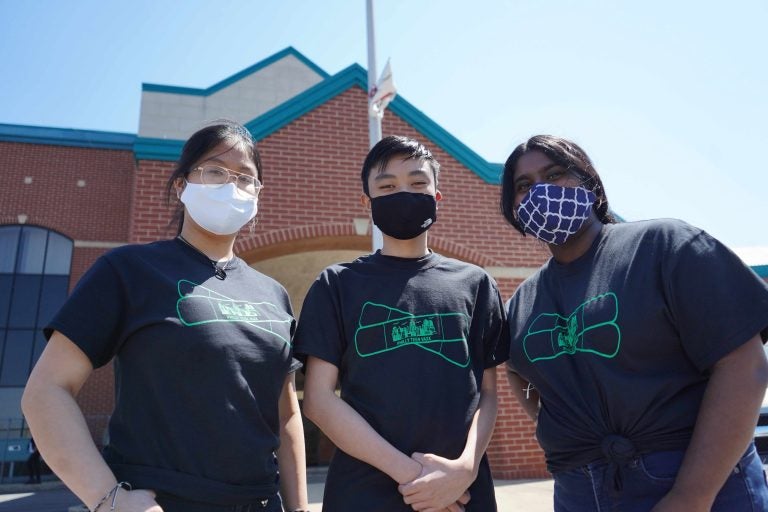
[32,331,46,367]
[16,227,47,274]
[0,226,72,387]
[45,232,73,275]
[37,275,69,327]
[0,330,34,386]
[0,275,12,329]
[0,227,20,273]
[8,275,42,329]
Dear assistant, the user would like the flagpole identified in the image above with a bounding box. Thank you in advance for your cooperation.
[366,0,383,250]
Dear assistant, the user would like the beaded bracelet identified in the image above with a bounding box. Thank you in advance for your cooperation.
[91,481,132,512]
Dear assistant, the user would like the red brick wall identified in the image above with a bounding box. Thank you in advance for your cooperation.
[0,141,133,436]
[0,142,134,242]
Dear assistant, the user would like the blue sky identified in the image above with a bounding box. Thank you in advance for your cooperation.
[1,0,765,250]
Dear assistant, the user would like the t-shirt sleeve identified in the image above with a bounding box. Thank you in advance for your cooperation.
[479,275,511,369]
[44,254,127,369]
[504,296,521,374]
[664,227,768,371]
[293,271,345,368]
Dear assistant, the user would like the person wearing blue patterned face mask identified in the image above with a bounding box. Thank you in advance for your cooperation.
[500,135,768,512]
[22,121,309,512]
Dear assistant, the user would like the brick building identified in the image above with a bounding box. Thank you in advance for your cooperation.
[1,47,766,480]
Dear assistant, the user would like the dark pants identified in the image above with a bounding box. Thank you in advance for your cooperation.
[26,451,41,483]
[553,443,768,512]
[155,492,283,512]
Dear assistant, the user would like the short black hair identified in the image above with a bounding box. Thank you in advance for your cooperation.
[165,120,263,233]
[500,135,615,234]
[360,135,440,196]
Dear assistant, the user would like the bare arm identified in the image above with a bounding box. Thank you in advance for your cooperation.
[276,372,308,511]
[506,369,540,422]
[652,334,768,512]
[302,356,422,484]
[399,368,498,511]
[21,331,161,512]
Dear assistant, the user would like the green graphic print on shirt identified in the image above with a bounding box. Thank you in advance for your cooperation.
[175,279,293,344]
[523,292,621,363]
[354,302,470,367]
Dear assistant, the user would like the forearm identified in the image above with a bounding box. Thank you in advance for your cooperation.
[305,390,420,484]
[460,370,499,477]
[22,382,117,509]
[666,336,768,509]
[507,369,540,421]
[277,407,308,510]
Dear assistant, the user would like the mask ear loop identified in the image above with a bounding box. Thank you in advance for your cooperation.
[249,216,258,235]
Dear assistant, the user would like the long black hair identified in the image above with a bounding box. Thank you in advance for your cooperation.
[500,135,615,234]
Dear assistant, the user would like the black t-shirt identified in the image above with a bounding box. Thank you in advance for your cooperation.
[506,219,768,473]
[294,251,509,512]
[45,239,300,504]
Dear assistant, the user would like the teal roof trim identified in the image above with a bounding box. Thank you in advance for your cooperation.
[133,137,185,161]
[245,63,366,139]
[245,63,503,184]
[134,57,506,185]
[752,265,768,278]
[0,123,135,150]
[388,95,502,184]
[142,47,329,96]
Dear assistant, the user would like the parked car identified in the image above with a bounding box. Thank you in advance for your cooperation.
[756,345,768,464]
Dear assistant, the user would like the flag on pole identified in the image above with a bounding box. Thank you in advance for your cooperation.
[369,59,396,119]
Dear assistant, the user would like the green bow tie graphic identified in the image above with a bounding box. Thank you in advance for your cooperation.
[175,280,292,344]
[354,302,471,367]
[523,292,621,363]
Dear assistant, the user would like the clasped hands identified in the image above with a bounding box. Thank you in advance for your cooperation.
[398,452,475,512]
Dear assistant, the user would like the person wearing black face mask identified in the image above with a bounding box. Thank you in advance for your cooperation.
[294,136,510,512]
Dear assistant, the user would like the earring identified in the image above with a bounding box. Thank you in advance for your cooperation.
[249,217,258,234]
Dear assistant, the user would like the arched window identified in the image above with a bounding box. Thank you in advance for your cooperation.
[0,226,72,386]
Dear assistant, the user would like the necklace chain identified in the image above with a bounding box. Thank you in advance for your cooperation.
[176,235,233,279]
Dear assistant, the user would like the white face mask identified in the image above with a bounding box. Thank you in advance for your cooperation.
[180,182,258,235]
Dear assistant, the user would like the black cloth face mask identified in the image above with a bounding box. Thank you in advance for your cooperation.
[370,191,437,240]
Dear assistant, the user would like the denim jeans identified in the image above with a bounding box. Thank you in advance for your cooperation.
[553,443,768,512]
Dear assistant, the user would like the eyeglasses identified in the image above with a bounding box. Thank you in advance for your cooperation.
[192,165,263,196]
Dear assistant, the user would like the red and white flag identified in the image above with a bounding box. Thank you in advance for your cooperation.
[369,59,396,118]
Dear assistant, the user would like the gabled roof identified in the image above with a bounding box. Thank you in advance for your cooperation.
[141,47,329,96]
[134,50,503,184]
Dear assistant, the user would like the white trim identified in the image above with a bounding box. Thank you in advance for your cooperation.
[484,266,540,280]
[74,240,126,249]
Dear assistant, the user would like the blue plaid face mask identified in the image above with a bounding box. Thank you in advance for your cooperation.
[516,183,596,245]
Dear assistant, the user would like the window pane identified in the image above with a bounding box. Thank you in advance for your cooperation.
[32,330,46,369]
[16,227,47,274]
[0,330,34,386]
[44,233,73,275]
[0,275,12,329]
[0,227,20,273]
[37,275,69,327]
[8,275,42,329]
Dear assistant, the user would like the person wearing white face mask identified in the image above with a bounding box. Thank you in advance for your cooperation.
[22,121,309,512]
[501,135,768,512]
